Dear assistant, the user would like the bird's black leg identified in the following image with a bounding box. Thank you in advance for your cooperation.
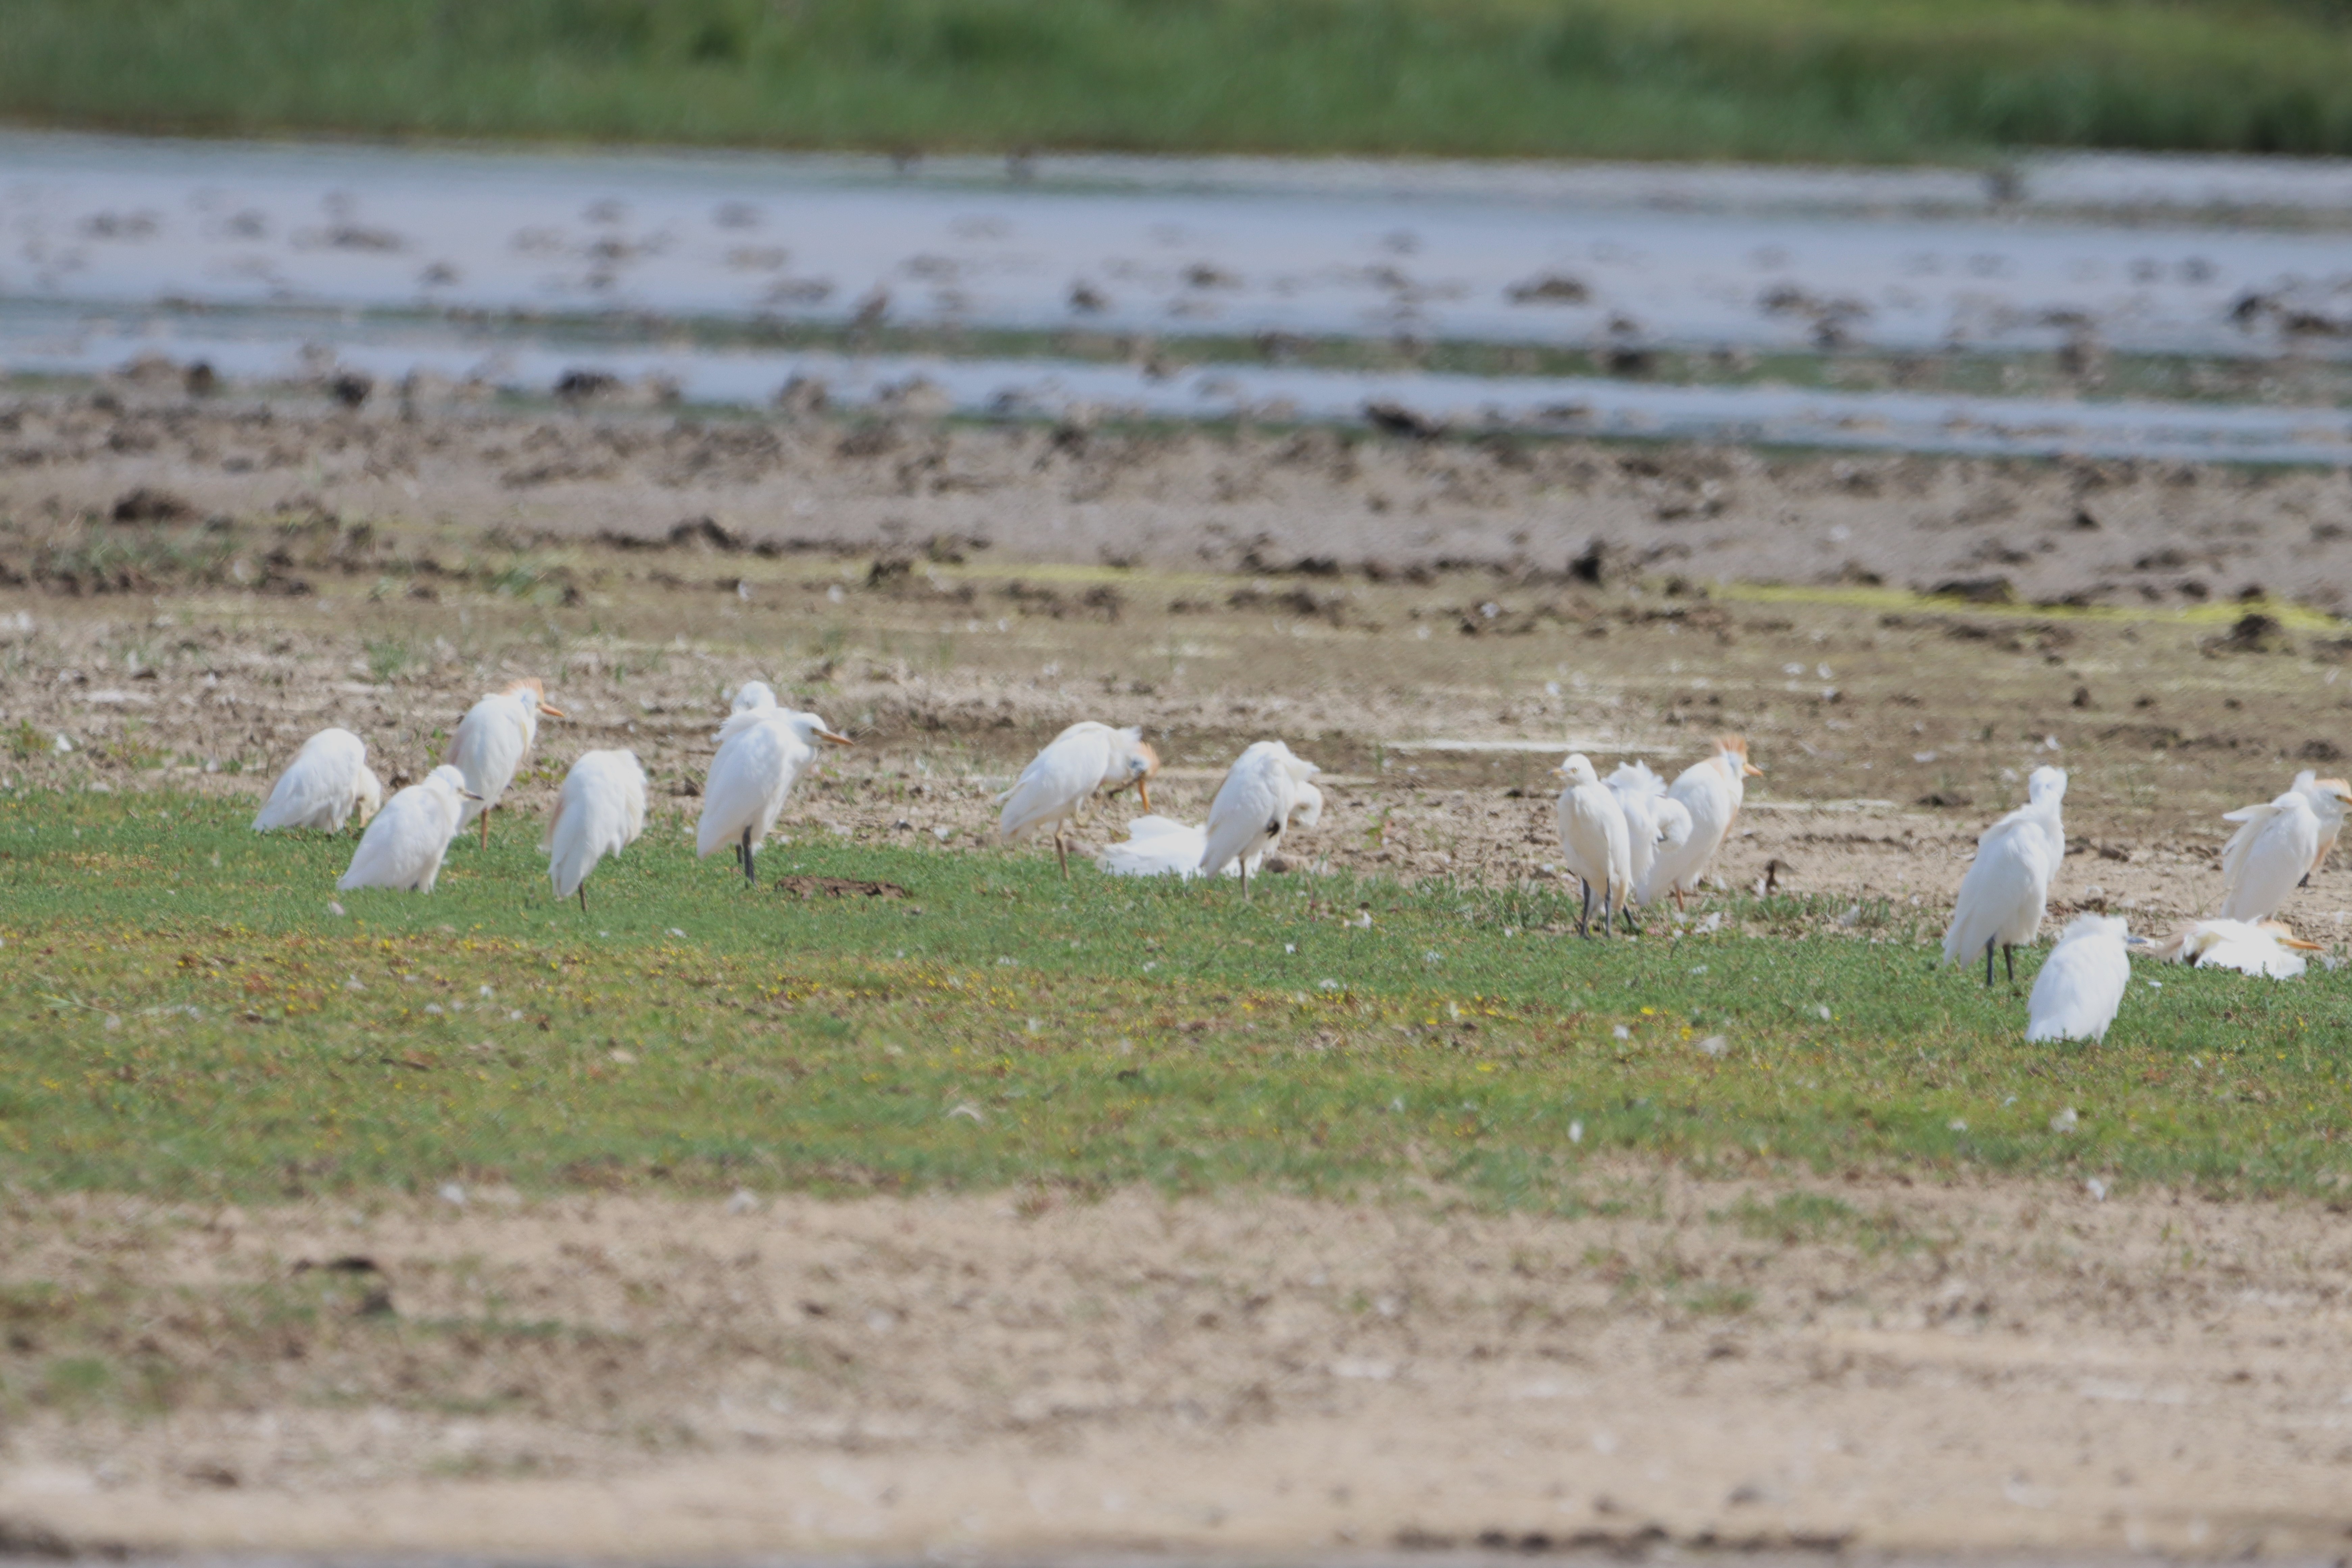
[577,885,588,913]
[741,825,755,885]
[2004,943,2016,986]
[1620,898,1642,936]
[1599,882,1614,940]
[1984,935,1996,987]
[1578,879,1593,939]
[1055,826,1070,880]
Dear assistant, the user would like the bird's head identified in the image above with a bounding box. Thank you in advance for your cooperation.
[426,764,478,800]
[1555,753,1599,787]
[2256,918,2324,951]
[1110,731,1160,812]
[1719,734,1763,778]
[787,711,854,748]
[353,766,385,826]
[2028,764,2067,805]
[2328,779,2352,808]
[730,680,779,715]
[507,676,567,720]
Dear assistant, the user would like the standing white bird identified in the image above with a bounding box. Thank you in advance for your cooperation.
[2215,785,2347,921]
[996,722,1160,877]
[2026,913,2133,1044]
[696,706,851,883]
[337,764,478,892]
[2155,917,2321,979]
[1606,761,1693,926]
[1942,782,2064,985]
[544,750,648,910]
[2293,769,2351,885]
[1556,754,1633,939]
[1100,782,1323,880]
[447,677,567,850]
[729,680,778,715]
[1199,740,1321,896]
[1638,736,1762,909]
[252,727,383,833]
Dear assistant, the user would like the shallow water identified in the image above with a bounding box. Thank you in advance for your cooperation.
[6,131,2352,459]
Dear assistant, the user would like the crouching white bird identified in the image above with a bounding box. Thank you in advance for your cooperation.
[544,750,647,910]
[2216,782,2351,921]
[252,727,383,833]
[1199,740,1321,895]
[1556,754,1632,939]
[337,765,477,892]
[448,677,566,850]
[1100,782,1323,880]
[2026,913,2133,1043]
[1606,760,1692,926]
[2155,917,2321,979]
[1942,771,2065,986]
[996,721,1160,877]
[1638,736,1761,910]
[729,680,778,715]
[696,706,851,883]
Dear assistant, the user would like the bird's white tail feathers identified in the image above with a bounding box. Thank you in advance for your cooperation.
[2218,800,2284,890]
[1604,760,1667,802]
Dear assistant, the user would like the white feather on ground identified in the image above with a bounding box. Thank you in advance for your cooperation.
[338,765,471,892]
[1556,754,1631,935]
[2155,917,2319,979]
[1199,741,1320,886]
[544,750,648,903]
[2217,790,2323,921]
[1941,783,2064,980]
[2026,913,2132,1043]
[253,727,381,833]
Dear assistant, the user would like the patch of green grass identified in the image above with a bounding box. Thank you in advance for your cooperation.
[2,788,2349,1207]
[363,637,415,685]
[10,0,2352,161]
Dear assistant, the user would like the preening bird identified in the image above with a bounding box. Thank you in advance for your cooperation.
[448,677,566,850]
[543,750,647,910]
[2026,913,2132,1044]
[1199,740,1321,895]
[729,680,778,715]
[1942,775,2065,985]
[1556,754,1632,939]
[1100,782,1323,880]
[1638,736,1761,910]
[696,706,851,883]
[996,721,1160,877]
[1606,760,1693,924]
[252,727,383,833]
[2216,784,2347,921]
[2155,917,2320,979]
[337,764,477,893]
[2294,769,2351,884]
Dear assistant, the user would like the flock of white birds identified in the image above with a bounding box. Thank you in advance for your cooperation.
[250,677,2352,1048]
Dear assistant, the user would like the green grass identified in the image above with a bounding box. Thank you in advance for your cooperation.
[3,787,2349,1208]
[11,0,2352,162]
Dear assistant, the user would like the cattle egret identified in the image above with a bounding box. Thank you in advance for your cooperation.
[544,750,648,910]
[1100,782,1322,880]
[448,677,566,850]
[2026,913,2132,1044]
[2027,764,2067,868]
[2216,785,2347,921]
[1639,736,1761,909]
[1942,775,2065,985]
[1199,741,1321,896]
[996,722,1160,877]
[696,706,851,883]
[2155,917,2320,979]
[337,765,477,892]
[2293,769,2351,884]
[1606,760,1693,927]
[1557,754,1632,938]
[730,680,778,715]
[253,727,383,833]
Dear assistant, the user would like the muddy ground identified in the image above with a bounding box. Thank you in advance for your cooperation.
[8,387,2352,1559]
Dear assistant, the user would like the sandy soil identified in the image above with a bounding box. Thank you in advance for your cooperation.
[5,1179,2352,1561]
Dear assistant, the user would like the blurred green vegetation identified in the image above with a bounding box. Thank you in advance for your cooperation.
[7,0,2352,161]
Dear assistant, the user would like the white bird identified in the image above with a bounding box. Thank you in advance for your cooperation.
[729,680,778,715]
[1638,736,1762,909]
[1942,782,2064,985]
[2155,917,2321,979]
[996,721,1160,877]
[1100,782,1323,880]
[252,727,383,833]
[2026,913,2133,1044]
[696,706,851,883]
[1606,761,1693,923]
[2216,786,2346,921]
[447,677,567,850]
[337,764,477,893]
[2026,764,2068,869]
[1556,754,1633,939]
[1199,741,1321,896]
[543,750,648,910]
[2293,769,2351,884]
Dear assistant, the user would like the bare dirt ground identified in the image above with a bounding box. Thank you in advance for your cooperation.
[8,386,2352,1559]
[5,1179,2352,1562]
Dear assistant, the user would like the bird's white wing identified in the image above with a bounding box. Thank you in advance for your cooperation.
[1639,760,1729,902]
[998,728,1112,840]
[1099,817,1211,877]
[1200,752,1291,876]
[1943,814,2055,965]
[2026,921,2130,1042]
[339,787,448,890]
[254,729,367,831]
[2218,796,2313,921]
[449,695,533,824]
[546,751,649,897]
[697,717,808,857]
